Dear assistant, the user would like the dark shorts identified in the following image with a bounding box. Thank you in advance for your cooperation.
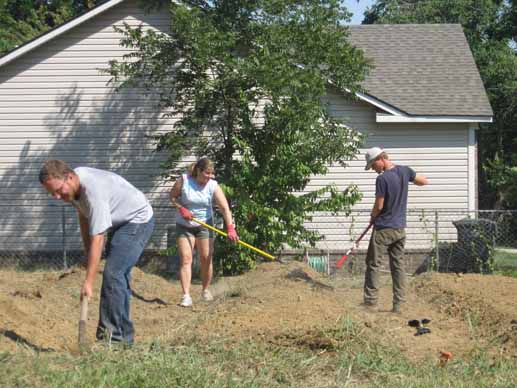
[176,221,214,239]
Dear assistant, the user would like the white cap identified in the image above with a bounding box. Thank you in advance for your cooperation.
[364,147,384,170]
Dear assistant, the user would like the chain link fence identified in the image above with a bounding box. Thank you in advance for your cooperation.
[397,209,517,275]
[0,203,174,270]
[1,203,516,274]
[302,209,517,275]
[0,203,80,270]
[428,210,517,274]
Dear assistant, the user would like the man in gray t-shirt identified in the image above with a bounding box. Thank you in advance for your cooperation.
[363,148,428,314]
[39,160,155,344]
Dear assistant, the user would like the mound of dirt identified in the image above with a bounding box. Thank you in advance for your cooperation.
[412,273,517,357]
[1,261,516,362]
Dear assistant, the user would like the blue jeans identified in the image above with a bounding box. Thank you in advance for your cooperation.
[96,216,155,344]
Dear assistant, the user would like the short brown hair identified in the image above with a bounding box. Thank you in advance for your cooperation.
[39,159,74,184]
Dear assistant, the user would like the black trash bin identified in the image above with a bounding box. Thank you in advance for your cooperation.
[451,218,497,273]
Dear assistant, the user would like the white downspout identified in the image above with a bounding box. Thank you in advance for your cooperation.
[468,124,478,211]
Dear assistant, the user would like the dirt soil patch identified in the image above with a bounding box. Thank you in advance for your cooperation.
[1,261,516,362]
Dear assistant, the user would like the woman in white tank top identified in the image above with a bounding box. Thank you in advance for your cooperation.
[169,158,238,307]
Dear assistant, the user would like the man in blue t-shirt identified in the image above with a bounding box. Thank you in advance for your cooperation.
[363,147,428,313]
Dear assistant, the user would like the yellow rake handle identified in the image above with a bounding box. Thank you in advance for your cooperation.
[191,217,275,260]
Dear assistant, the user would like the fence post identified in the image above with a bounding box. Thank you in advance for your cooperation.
[434,210,439,270]
[62,205,67,269]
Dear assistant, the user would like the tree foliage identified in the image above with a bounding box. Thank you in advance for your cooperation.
[108,0,370,273]
[0,0,103,55]
[363,0,517,209]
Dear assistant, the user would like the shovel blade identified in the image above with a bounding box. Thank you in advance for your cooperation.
[78,320,87,345]
[78,297,89,348]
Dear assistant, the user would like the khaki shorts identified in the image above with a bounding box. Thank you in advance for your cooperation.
[176,221,214,239]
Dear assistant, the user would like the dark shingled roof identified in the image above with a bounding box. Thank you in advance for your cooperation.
[348,24,493,117]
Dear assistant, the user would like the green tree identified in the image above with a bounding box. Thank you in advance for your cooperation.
[363,0,517,209]
[0,0,103,55]
[108,0,370,273]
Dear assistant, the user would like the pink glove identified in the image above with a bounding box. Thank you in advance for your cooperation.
[227,224,239,242]
[179,207,193,220]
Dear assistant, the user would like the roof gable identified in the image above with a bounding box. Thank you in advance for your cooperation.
[348,24,493,118]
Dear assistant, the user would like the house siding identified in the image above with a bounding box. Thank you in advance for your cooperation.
[304,91,471,251]
[0,0,176,252]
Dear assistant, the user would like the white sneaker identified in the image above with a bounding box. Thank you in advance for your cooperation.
[180,294,192,307]
[202,289,214,302]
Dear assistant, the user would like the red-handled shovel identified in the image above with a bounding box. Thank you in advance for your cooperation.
[335,223,374,269]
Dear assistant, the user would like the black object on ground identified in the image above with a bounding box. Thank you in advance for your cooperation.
[408,319,421,328]
[415,327,431,336]
[408,318,432,336]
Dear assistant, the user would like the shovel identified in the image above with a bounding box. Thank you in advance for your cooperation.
[335,222,373,269]
[78,297,88,347]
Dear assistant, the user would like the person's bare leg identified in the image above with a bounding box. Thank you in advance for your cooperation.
[197,237,214,291]
[178,236,195,296]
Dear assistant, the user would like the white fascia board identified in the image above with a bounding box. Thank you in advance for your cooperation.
[347,88,493,123]
[353,90,406,116]
[347,88,493,124]
[317,73,493,124]
[0,0,127,68]
[376,113,493,123]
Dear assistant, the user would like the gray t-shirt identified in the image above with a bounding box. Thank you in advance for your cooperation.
[71,167,153,236]
[375,165,416,230]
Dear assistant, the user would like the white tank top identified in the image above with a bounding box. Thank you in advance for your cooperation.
[176,173,217,227]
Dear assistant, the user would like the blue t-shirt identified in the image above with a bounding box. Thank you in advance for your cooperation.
[374,165,416,230]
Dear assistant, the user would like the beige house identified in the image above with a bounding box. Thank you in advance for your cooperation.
[0,0,492,258]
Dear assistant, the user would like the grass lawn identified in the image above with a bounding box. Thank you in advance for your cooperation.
[493,248,517,277]
[1,317,516,388]
[2,262,516,387]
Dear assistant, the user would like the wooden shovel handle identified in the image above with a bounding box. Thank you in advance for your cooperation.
[80,297,89,322]
[78,296,89,346]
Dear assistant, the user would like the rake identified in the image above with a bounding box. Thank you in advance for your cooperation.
[335,222,374,269]
[191,217,276,261]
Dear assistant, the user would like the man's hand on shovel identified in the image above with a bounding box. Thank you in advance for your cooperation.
[81,280,93,301]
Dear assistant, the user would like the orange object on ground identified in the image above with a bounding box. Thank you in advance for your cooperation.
[438,351,453,367]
